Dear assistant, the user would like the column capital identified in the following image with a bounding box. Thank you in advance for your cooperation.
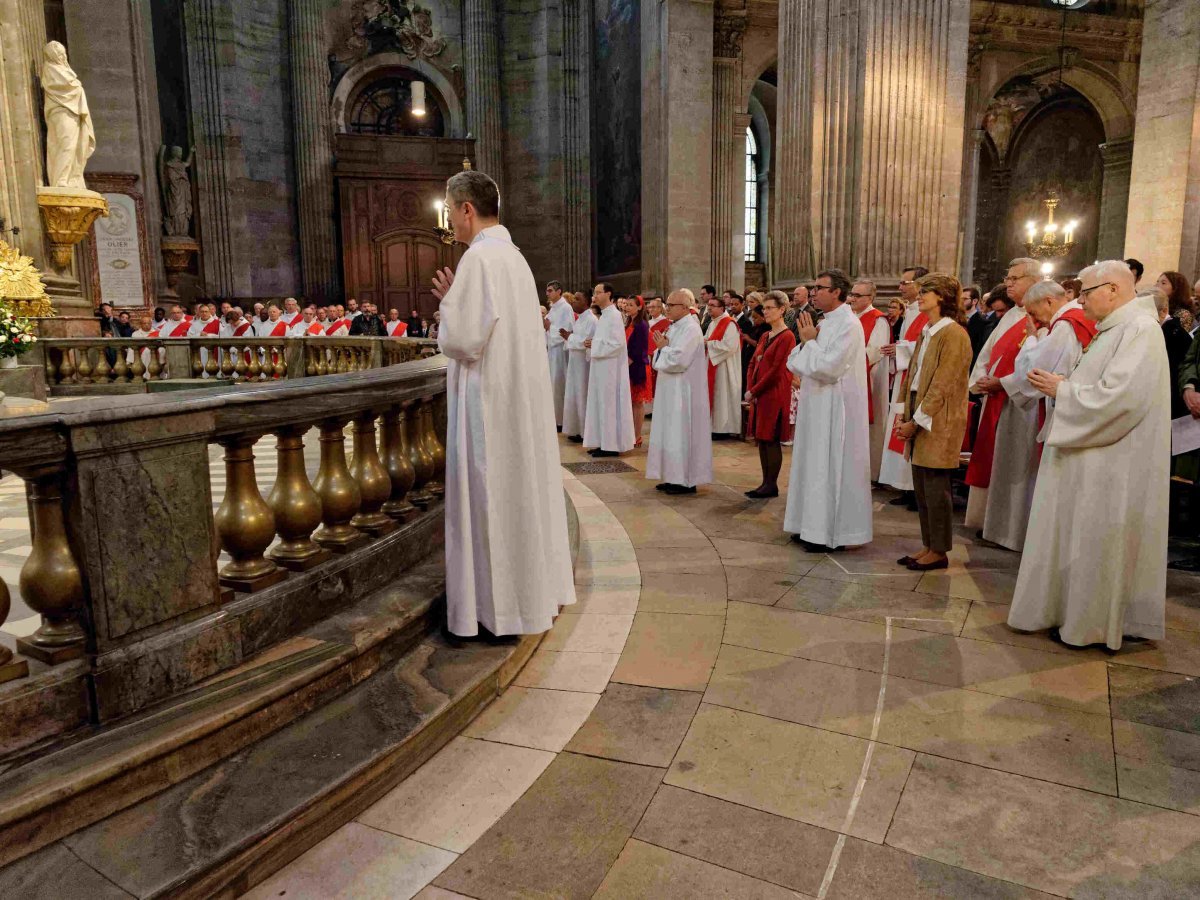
[714,12,747,59]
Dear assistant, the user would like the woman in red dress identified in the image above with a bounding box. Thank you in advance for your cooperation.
[744,291,797,498]
[624,296,652,448]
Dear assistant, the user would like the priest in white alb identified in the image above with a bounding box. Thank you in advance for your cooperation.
[784,269,872,551]
[878,266,929,504]
[850,280,890,482]
[544,280,574,430]
[703,295,743,438]
[646,289,713,495]
[1008,261,1168,650]
[582,282,635,457]
[562,305,598,442]
[431,170,575,638]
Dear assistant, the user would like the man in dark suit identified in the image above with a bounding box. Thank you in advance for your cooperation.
[698,284,717,333]
[963,285,991,365]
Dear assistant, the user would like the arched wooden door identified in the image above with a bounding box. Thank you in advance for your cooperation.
[377,229,447,319]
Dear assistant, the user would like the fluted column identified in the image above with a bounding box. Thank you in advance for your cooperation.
[711,13,745,292]
[772,0,817,284]
[561,0,591,287]
[464,0,503,185]
[0,0,49,270]
[288,0,340,304]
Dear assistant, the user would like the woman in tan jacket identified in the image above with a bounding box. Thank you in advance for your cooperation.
[893,273,972,571]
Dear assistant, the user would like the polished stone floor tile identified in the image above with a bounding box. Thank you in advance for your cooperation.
[538,612,633,654]
[1113,718,1200,771]
[666,704,914,843]
[577,539,637,566]
[886,754,1200,897]
[711,537,819,575]
[513,648,620,693]
[775,576,971,635]
[434,753,662,900]
[824,836,1054,899]
[634,784,838,896]
[463,686,599,752]
[1108,664,1200,735]
[572,556,641,586]
[243,822,456,900]
[565,683,702,767]
[611,612,724,691]
[593,839,805,899]
[914,567,1019,603]
[1116,754,1200,815]
[805,556,926,589]
[357,737,554,852]
[1102,627,1200,679]
[570,583,640,615]
[636,545,725,577]
[723,601,888,671]
[724,565,804,605]
[413,886,475,900]
[605,501,710,547]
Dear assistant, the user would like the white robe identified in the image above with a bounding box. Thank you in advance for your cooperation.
[437,224,576,636]
[964,304,1029,527]
[878,301,922,490]
[562,311,597,437]
[583,304,635,451]
[647,315,713,487]
[783,303,873,547]
[705,313,743,435]
[860,309,891,482]
[1008,296,1168,649]
[1009,301,1087,443]
[545,298,574,426]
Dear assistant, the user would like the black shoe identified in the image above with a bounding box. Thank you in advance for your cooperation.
[593,449,619,458]
[889,492,915,507]
[568,434,584,443]
[655,483,671,492]
[663,484,697,495]
[790,536,838,553]
[744,488,779,499]
[897,555,917,566]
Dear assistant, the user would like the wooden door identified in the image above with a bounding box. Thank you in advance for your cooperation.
[378,230,444,319]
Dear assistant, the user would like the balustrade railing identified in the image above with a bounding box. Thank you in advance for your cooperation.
[30,336,436,393]
[0,355,448,754]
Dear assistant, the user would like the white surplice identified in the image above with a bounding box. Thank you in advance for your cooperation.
[964,304,1028,527]
[1008,300,1087,442]
[1008,296,1169,649]
[562,310,597,438]
[878,301,922,490]
[647,315,713,487]
[545,297,575,427]
[860,309,891,482]
[783,303,873,547]
[437,224,576,636]
[582,303,635,451]
[705,313,743,435]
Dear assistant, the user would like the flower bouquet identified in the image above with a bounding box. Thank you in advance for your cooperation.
[0,302,37,366]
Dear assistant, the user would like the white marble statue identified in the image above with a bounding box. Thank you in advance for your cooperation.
[41,41,95,190]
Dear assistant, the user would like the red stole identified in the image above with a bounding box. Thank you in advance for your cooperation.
[198,318,219,335]
[860,308,885,424]
[886,312,931,453]
[164,319,191,338]
[965,316,1028,488]
[386,320,408,337]
[268,319,289,337]
[283,312,302,327]
[706,315,735,409]
[307,321,326,335]
[232,321,252,337]
[1035,309,1098,448]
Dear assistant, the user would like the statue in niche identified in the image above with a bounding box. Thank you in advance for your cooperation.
[41,41,96,190]
[157,145,195,237]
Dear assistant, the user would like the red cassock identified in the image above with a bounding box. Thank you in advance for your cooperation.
[745,328,797,442]
[858,307,885,424]
[964,317,1027,488]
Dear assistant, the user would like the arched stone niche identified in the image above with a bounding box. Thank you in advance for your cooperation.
[332,53,465,137]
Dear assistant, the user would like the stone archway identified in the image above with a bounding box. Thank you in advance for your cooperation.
[331,53,466,138]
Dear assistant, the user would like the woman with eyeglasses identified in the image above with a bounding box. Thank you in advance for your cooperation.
[743,291,797,498]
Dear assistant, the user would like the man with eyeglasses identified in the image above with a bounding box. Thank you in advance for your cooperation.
[582,282,636,457]
[698,284,718,333]
[784,284,823,338]
[783,268,872,552]
[964,257,1040,544]
[704,294,744,438]
[1008,260,1168,650]
[879,265,930,508]
[849,280,890,482]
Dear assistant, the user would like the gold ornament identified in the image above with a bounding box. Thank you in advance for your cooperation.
[0,240,53,317]
[36,188,109,270]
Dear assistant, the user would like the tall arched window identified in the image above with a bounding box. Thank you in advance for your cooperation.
[745,127,759,262]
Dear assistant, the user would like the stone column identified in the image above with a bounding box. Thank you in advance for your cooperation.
[288,0,340,305]
[184,0,237,298]
[1124,0,1200,278]
[711,13,746,292]
[960,129,985,284]
[1098,138,1133,262]
[774,0,969,285]
[0,0,48,266]
[464,0,503,186]
[561,0,591,289]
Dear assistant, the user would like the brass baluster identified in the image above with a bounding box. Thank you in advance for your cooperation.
[406,400,435,508]
[0,577,29,682]
[267,425,330,570]
[93,347,111,383]
[204,344,219,377]
[247,348,262,380]
[349,410,397,536]
[220,346,235,379]
[233,347,248,381]
[130,347,145,383]
[45,348,59,385]
[421,400,446,496]
[273,344,286,379]
[214,435,286,592]
[58,347,75,383]
[75,346,93,384]
[312,417,366,551]
[316,346,329,376]
[14,468,86,664]
[112,346,129,382]
[305,346,317,377]
[380,406,417,520]
[147,345,162,380]
[337,348,350,374]
[191,344,204,377]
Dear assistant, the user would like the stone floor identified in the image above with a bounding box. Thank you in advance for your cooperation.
[239,433,1200,899]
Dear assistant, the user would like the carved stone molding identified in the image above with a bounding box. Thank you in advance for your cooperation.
[714,13,747,59]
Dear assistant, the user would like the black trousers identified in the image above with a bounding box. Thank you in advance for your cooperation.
[912,464,953,553]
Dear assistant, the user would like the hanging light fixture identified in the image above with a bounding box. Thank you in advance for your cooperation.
[1023,192,1079,262]
[411,80,427,118]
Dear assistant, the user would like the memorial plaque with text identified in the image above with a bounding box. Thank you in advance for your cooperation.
[86,173,154,309]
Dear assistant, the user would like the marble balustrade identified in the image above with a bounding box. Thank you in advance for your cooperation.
[0,355,448,753]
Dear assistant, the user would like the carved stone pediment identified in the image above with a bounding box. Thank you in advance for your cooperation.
[338,1,447,65]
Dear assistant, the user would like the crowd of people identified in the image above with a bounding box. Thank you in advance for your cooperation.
[541,255,1186,652]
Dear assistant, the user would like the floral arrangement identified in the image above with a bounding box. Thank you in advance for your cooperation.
[0,302,37,359]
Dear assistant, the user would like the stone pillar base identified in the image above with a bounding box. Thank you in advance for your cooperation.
[31,316,100,338]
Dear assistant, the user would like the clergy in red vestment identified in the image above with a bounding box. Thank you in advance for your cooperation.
[386,308,409,337]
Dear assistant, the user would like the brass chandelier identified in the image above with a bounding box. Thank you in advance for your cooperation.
[1023,193,1078,261]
